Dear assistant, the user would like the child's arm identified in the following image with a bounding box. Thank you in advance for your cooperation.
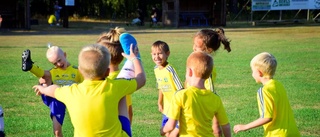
[233,117,272,133]
[122,44,146,90]
[220,123,232,137]
[157,89,163,113]
[33,84,59,98]
[160,118,177,135]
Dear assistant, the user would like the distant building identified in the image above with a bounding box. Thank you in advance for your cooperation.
[162,0,226,27]
[0,0,30,29]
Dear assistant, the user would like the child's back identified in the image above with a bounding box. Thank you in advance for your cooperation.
[258,79,300,136]
[171,86,228,136]
[162,51,231,137]
[55,77,136,136]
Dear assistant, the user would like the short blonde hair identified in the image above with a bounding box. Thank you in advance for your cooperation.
[250,52,277,79]
[78,44,110,79]
[46,46,64,59]
[187,51,213,79]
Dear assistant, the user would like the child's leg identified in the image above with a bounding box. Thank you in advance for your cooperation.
[168,128,179,137]
[118,97,132,137]
[52,116,63,137]
[49,100,66,137]
[127,95,133,125]
[22,49,45,78]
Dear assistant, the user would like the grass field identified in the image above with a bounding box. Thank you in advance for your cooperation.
[0,21,320,137]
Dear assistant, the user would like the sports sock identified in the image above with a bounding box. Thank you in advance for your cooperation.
[29,65,45,78]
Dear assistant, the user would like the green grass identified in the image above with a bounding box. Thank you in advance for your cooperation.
[0,22,320,137]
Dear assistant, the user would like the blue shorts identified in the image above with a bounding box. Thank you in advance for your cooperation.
[119,116,131,137]
[161,114,179,128]
[41,95,66,125]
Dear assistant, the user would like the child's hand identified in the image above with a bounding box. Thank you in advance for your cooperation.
[33,85,44,96]
[233,124,246,133]
[122,44,140,61]
[158,104,163,113]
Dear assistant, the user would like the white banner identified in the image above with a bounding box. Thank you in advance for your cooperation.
[252,0,320,11]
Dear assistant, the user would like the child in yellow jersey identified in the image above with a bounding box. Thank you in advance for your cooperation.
[22,46,83,137]
[190,28,231,136]
[233,52,300,137]
[151,41,184,137]
[97,27,134,124]
[161,51,231,137]
[33,44,146,137]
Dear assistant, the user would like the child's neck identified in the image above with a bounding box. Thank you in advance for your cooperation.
[261,77,272,85]
[188,78,206,89]
[109,64,119,72]
[158,61,168,70]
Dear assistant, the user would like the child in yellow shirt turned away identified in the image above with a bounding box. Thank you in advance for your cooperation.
[233,52,300,137]
[33,44,146,137]
[161,51,231,137]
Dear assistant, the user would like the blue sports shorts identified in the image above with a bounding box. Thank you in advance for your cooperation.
[119,116,132,137]
[161,114,179,128]
[41,95,66,125]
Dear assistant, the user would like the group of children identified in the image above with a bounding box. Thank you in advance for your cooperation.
[20,27,300,137]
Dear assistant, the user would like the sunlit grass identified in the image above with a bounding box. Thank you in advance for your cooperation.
[0,24,320,137]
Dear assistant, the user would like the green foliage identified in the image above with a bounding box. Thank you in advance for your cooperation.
[0,24,320,136]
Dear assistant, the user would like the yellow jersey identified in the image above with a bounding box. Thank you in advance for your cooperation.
[108,70,132,108]
[204,66,216,92]
[167,86,229,137]
[54,78,137,137]
[257,79,300,137]
[154,64,184,114]
[50,65,83,86]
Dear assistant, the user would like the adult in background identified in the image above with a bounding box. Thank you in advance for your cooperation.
[150,6,161,26]
[54,1,62,26]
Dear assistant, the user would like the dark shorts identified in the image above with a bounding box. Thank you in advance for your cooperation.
[41,95,66,125]
[161,114,179,128]
[119,116,131,137]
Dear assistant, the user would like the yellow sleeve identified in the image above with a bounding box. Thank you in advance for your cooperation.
[215,97,229,125]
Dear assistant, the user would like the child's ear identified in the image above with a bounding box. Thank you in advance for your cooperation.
[258,69,264,77]
[187,68,193,77]
[166,51,170,56]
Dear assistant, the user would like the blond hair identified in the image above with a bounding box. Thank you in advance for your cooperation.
[46,46,64,59]
[97,27,125,66]
[97,27,126,43]
[250,52,277,79]
[187,51,213,79]
[78,44,110,79]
